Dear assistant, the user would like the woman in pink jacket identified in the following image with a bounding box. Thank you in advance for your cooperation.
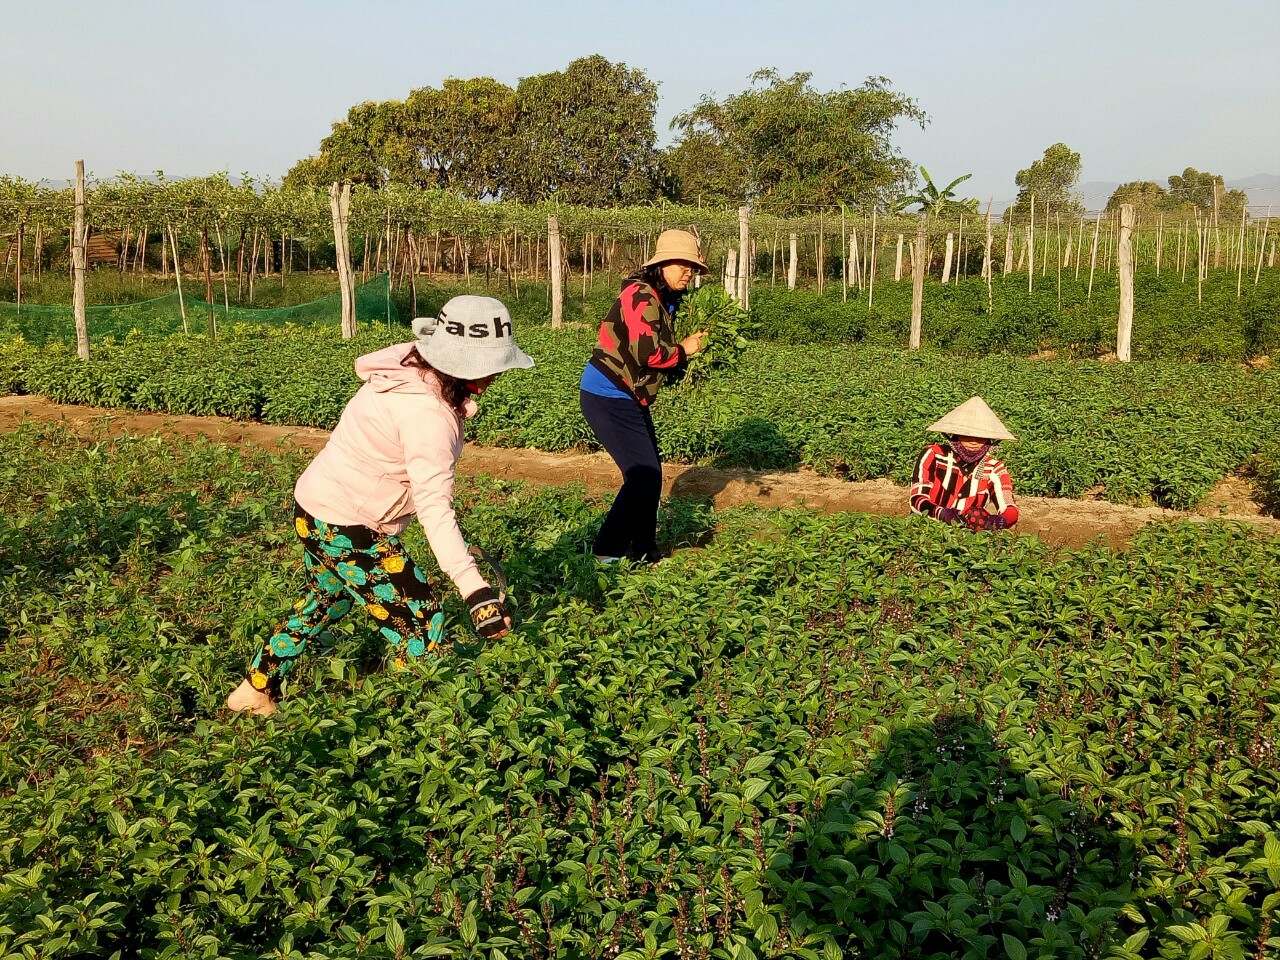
[226,295,534,717]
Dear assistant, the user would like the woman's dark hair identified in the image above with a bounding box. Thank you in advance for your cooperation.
[399,349,472,412]
[628,263,692,313]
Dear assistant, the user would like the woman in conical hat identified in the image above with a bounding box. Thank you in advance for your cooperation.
[909,397,1020,531]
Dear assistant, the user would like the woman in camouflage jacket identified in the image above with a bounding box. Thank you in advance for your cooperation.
[579,230,708,564]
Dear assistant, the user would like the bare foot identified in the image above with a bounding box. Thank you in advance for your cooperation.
[226,678,278,717]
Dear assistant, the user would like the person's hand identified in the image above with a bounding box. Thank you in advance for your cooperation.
[680,330,709,357]
[983,514,1011,531]
[935,507,960,525]
[465,586,512,640]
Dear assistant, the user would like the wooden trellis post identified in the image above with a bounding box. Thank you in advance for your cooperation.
[329,182,356,338]
[983,207,994,313]
[909,214,926,351]
[1027,196,1035,293]
[1117,204,1134,362]
[867,209,877,309]
[72,160,89,360]
[548,216,563,329]
[787,233,798,289]
[895,233,904,281]
[737,205,750,307]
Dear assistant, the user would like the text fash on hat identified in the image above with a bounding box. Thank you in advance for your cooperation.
[641,229,709,272]
[926,396,1017,442]
[412,295,535,380]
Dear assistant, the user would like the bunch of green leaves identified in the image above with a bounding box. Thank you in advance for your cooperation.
[673,283,755,384]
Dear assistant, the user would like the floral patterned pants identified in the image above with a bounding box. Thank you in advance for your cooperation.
[247,503,445,699]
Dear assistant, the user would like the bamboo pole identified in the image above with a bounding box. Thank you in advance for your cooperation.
[840,204,848,300]
[72,161,89,359]
[1236,206,1247,298]
[867,209,877,310]
[787,232,798,289]
[816,214,824,293]
[1196,212,1205,305]
[201,224,215,336]
[1179,221,1187,283]
[1074,217,1085,280]
[1055,213,1062,311]
[1155,214,1164,274]
[1003,221,1014,276]
[1087,211,1101,302]
[1028,196,1035,293]
[1117,204,1134,362]
[247,228,259,303]
[983,206,993,314]
[213,222,230,312]
[14,222,21,316]
[168,224,188,334]
[1255,207,1271,285]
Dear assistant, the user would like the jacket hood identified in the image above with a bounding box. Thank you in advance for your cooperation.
[356,343,428,392]
[354,343,477,417]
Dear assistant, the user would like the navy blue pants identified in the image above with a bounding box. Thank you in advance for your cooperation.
[580,390,662,562]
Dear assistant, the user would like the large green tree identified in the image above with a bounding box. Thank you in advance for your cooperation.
[285,79,517,196]
[665,70,926,212]
[505,56,661,205]
[1010,142,1083,219]
[1105,180,1167,216]
[1166,167,1247,221]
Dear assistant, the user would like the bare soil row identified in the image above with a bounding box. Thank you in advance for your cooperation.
[3,394,1276,550]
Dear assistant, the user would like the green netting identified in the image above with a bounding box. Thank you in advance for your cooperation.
[0,274,398,344]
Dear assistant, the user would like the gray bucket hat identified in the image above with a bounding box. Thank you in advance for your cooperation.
[411,295,535,380]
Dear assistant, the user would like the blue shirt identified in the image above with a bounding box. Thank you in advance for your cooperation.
[580,362,631,399]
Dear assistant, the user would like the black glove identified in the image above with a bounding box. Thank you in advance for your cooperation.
[465,586,510,639]
[934,506,960,525]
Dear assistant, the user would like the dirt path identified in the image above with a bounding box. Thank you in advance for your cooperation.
[3,394,1276,550]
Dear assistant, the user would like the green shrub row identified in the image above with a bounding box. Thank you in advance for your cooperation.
[6,268,1280,362]
[747,270,1280,360]
[5,324,1277,510]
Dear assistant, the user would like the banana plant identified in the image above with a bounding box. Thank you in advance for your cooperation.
[900,166,979,219]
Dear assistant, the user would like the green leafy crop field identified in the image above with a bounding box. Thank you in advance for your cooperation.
[1,425,1277,959]
[3,324,1278,511]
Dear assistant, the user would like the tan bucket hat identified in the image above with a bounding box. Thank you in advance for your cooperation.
[927,396,1017,442]
[642,229,708,272]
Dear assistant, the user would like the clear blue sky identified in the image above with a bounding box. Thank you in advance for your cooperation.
[5,0,1277,209]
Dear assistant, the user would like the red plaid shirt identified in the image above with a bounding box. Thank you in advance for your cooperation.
[910,443,1019,528]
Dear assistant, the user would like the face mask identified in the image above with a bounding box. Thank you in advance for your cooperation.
[949,436,992,464]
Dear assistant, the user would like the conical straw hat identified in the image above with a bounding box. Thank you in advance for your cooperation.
[926,396,1017,441]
